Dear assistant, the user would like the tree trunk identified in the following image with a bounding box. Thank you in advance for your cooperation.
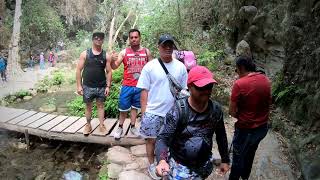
[107,12,116,52]
[7,0,23,79]
[112,10,132,44]
[176,0,183,37]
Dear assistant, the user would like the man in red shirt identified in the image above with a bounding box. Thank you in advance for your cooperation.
[229,56,272,180]
[111,29,152,140]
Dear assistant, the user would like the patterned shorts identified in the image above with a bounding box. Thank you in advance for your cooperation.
[83,85,106,103]
[139,112,165,138]
[166,157,213,179]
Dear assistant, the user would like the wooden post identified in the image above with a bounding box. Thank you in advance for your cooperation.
[24,129,30,151]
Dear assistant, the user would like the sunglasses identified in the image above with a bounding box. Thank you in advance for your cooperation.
[94,37,104,41]
[193,83,214,91]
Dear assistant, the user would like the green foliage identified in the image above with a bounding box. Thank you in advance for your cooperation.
[67,83,121,118]
[66,96,85,117]
[197,50,224,71]
[52,71,65,86]
[98,174,109,180]
[21,0,65,50]
[15,90,31,99]
[272,73,307,106]
[112,67,123,84]
[67,30,92,60]
[36,76,51,93]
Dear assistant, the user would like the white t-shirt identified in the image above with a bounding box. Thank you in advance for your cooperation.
[137,58,188,117]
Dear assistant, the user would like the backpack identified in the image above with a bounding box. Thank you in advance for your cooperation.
[175,51,197,71]
[175,97,220,132]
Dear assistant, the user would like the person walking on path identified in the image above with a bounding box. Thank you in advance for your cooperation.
[136,34,188,179]
[110,29,152,140]
[228,56,272,180]
[28,54,35,70]
[155,66,230,179]
[48,50,54,67]
[39,52,45,70]
[0,55,7,82]
[76,32,112,135]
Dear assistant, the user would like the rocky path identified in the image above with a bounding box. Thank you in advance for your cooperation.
[101,118,297,180]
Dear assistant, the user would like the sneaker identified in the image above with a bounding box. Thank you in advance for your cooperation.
[83,124,92,135]
[148,163,161,180]
[130,126,140,137]
[114,127,123,139]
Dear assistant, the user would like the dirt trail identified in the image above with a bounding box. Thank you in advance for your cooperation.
[0,65,56,99]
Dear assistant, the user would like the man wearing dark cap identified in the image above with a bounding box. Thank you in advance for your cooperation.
[229,56,271,180]
[136,34,188,179]
[155,65,230,179]
[76,32,112,135]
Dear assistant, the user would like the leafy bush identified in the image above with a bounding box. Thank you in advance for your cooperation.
[36,76,51,93]
[15,90,31,98]
[112,67,123,84]
[52,71,65,86]
[67,83,121,118]
[197,50,224,71]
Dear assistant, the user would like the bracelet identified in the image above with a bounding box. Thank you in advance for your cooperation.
[106,85,110,88]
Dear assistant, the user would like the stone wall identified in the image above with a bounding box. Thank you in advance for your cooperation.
[214,0,320,179]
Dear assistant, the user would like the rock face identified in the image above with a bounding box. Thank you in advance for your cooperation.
[214,0,320,179]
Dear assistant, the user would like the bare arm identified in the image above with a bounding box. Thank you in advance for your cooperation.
[140,89,148,114]
[229,100,238,118]
[105,52,112,96]
[146,48,153,61]
[76,51,86,95]
[110,49,124,70]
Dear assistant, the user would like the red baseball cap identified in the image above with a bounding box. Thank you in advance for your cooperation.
[187,66,217,87]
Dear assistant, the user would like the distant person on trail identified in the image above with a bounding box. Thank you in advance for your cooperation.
[48,51,54,67]
[155,66,230,179]
[0,55,7,82]
[110,29,152,140]
[136,34,188,179]
[40,52,45,70]
[28,54,35,70]
[228,56,271,180]
[76,32,112,135]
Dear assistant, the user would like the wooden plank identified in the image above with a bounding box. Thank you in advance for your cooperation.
[92,118,117,136]
[126,121,141,138]
[17,112,47,126]
[0,107,28,123]
[109,119,131,137]
[39,115,68,131]
[77,118,100,134]
[8,111,38,125]
[27,114,57,129]
[50,116,80,132]
[63,117,87,134]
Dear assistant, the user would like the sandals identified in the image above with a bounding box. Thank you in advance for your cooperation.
[83,124,92,135]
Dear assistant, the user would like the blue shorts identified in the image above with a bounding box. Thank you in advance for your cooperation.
[118,85,142,111]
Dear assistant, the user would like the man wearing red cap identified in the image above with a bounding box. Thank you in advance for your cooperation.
[155,65,230,179]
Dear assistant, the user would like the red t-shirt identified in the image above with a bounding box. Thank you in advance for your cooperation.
[231,72,272,129]
[122,48,148,86]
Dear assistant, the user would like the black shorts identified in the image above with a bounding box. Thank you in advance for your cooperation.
[83,85,106,103]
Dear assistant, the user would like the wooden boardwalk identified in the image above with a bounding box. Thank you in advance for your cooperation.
[0,106,145,145]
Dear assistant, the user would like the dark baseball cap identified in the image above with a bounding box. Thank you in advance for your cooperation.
[158,34,175,45]
[92,32,105,40]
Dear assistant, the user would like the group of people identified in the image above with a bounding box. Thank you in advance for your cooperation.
[28,50,57,70]
[76,29,271,180]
